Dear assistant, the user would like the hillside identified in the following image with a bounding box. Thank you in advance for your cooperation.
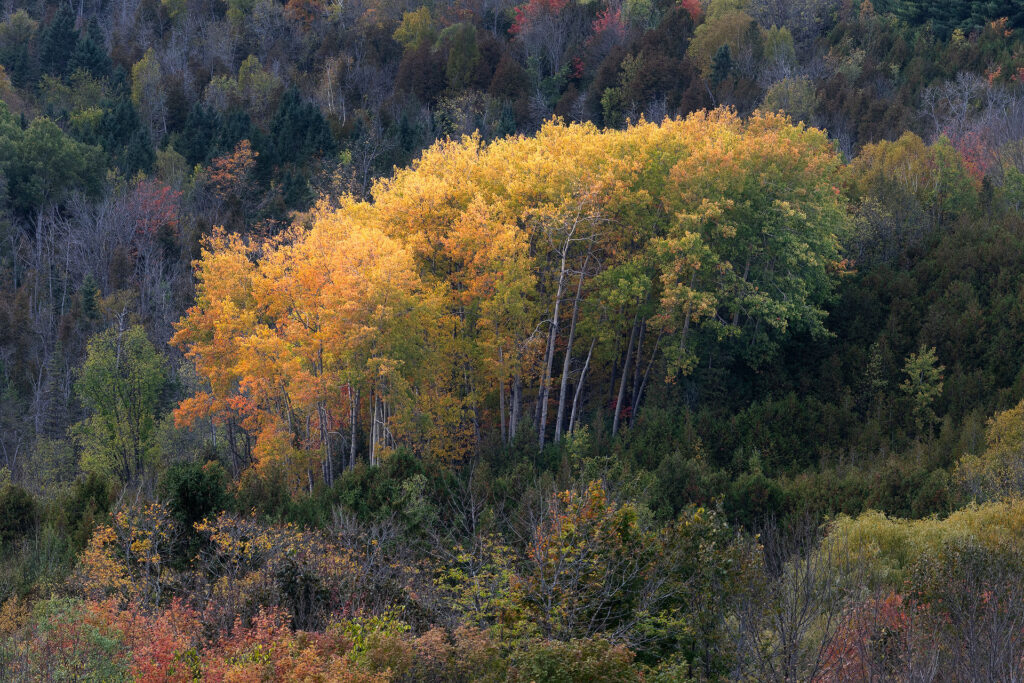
[2,0,1024,679]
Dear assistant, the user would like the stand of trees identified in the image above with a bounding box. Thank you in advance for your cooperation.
[1,0,1024,678]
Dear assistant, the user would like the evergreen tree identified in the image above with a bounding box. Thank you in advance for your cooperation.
[99,100,154,175]
[267,89,335,168]
[215,108,256,157]
[901,345,945,437]
[177,103,220,166]
[69,22,111,79]
[710,44,733,87]
[39,6,77,78]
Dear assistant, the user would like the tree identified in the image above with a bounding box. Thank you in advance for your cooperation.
[0,480,37,546]
[437,23,481,91]
[236,55,283,128]
[267,88,335,168]
[39,6,76,78]
[393,7,437,50]
[0,10,39,88]
[73,324,167,483]
[710,44,733,86]
[0,102,103,245]
[955,398,1024,501]
[69,21,112,79]
[99,100,155,176]
[175,110,850,471]
[686,7,758,79]
[760,77,817,122]
[131,49,167,142]
[900,345,944,437]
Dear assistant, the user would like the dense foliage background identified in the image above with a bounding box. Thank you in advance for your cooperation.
[2,0,1024,679]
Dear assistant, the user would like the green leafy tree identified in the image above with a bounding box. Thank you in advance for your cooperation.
[0,10,39,88]
[438,23,481,91]
[0,102,103,240]
[760,77,817,122]
[900,345,945,437]
[73,324,166,483]
[131,48,167,141]
[393,7,437,50]
[955,399,1024,502]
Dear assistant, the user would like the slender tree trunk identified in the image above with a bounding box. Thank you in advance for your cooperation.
[631,330,663,427]
[538,233,572,450]
[555,262,588,444]
[498,349,507,445]
[370,391,378,466]
[34,210,44,304]
[510,372,522,442]
[630,321,646,411]
[732,257,751,326]
[318,402,332,486]
[613,315,639,436]
[227,418,239,477]
[568,338,595,436]
[349,387,359,469]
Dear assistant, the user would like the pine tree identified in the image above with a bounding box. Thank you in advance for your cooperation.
[99,100,154,175]
[268,89,335,168]
[69,22,112,79]
[177,103,220,166]
[39,6,77,78]
[710,44,733,87]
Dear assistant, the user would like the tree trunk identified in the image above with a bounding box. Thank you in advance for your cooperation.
[630,321,646,413]
[568,338,595,437]
[613,315,639,436]
[538,232,572,450]
[510,372,522,442]
[349,387,359,469]
[555,263,588,444]
[732,257,751,327]
[631,330,663,427]
[370,391,378,466]
[498,349,507,445]
[318,401,333,486]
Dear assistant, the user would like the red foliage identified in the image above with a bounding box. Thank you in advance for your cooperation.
[680,0,702,23]
[510,0,570,36]
[130,179,182,237]
[570,56,585,80]
[948,127,990,182]
[96,598,202,683]
[592,7,625,39]
[818,592,909,681]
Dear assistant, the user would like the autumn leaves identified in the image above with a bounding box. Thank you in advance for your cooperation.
[173,110,850,489]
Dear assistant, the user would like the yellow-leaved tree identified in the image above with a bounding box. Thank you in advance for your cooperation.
[174,109,850,485]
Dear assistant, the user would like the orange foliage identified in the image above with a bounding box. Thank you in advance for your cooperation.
[96,598,202,682]
[175,112,848,485]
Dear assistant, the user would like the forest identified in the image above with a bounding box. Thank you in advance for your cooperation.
[2,0,1024,679]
